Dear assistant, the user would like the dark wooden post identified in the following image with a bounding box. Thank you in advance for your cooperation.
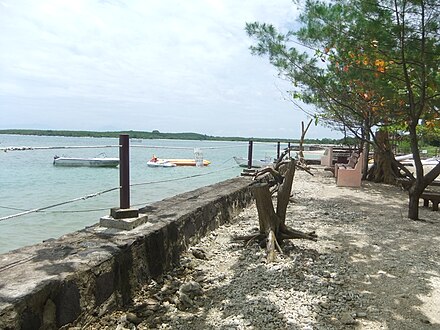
[277,141,281,161]
[119,134,130,209]
[247,140,253,169]
[288,142,291,158]
[101,133,144,227]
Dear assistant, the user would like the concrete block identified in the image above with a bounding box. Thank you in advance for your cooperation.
[99,214,148,230]
[110,207,139,219]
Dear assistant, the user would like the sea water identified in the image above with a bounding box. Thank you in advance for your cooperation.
[0,134,280,254]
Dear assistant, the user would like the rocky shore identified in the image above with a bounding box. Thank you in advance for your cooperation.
[80,168,440,330]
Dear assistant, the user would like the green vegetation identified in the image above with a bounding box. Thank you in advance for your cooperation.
[0,129,344,145]
[246,0,439,220]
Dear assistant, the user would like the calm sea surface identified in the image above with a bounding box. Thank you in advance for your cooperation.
[0,134,280,254]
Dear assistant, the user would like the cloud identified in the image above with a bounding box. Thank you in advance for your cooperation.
[0,0,340,139]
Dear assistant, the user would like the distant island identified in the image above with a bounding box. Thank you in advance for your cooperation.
[0,129,343,145]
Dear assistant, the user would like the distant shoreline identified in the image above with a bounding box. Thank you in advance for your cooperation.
[0,129,340,144]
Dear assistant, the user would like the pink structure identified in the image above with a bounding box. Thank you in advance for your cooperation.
[334,153,359,178]
[336,152,363,187]
[320,147,334,166]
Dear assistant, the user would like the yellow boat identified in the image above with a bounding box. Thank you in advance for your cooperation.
[164,159,211,166]
[149,156,210,167]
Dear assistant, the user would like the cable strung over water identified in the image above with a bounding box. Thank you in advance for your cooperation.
[0,187,120,222]
[0,143,249,152]
[0,145,119,151]
[0,162,240,221]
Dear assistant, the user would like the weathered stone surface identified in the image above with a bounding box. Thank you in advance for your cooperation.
[55,281,81,327]
[0,176,253,328]
[99,213,148,230]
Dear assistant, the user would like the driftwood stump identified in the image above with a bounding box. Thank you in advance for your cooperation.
[235,159,317,262]
[296,119,313,168]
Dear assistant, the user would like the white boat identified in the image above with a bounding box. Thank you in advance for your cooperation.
[53,156,119,168]
[423,157,440,165]
[148,156,210,167]
[398,155,439,179]
[233,156,273,168]
[399,155,440,166]
[396,154,413,162]
[147,160,176,167]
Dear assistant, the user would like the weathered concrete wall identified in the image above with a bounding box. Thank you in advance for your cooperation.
[0,176,254,329]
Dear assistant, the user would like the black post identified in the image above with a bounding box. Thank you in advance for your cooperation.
[277,141,281,160]
[288,142,291,158]
[247,140,253,169]
[119,134,130,209]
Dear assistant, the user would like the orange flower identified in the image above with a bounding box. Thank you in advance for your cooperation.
[374,59,385,67]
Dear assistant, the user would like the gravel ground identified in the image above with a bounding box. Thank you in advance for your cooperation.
[80,167,440,330]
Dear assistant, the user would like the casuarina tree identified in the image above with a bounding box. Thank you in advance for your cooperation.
[246,0,440,220]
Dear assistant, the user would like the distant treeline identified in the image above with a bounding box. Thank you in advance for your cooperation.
[0,129,343,145]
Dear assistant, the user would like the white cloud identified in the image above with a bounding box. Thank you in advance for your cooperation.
[0,0,341,139]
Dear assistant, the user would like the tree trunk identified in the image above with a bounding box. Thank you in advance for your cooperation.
[407,189,421,220]
[276,160,296,224]
[297,119,312,166]
[367,130,399,184]
[361,142,370,180]
[362,121,371,180]
[406,123,423,220]
[252,182,282,262]
[235,159,317,262]
[252,182,281,235]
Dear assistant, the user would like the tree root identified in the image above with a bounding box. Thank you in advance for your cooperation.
[279,225,318,241]
[233,226,318,248]
[267,230,277,262]
[233,233,265,243]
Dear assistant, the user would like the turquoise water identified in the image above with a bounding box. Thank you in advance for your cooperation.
[0,134,280,254]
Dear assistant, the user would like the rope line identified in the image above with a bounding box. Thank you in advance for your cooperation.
[132,144,246,150]
[1,143,249,152]
[0,162,240,220]
[1,145,119,151]
[0,187,119,222]
[130,163,239,187]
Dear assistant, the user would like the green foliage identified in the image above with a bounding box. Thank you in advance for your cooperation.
[246,0,440,144]
[0,129,344,145]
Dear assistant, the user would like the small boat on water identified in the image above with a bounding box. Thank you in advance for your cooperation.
[233,156,272,168]
[53,156,119,168]
[167,159,211,166]
[148,156,210,167]
[147,159,177,167]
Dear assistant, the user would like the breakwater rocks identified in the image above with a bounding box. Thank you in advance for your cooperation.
[0,176,253,329]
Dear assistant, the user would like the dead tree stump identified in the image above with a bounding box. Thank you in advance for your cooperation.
[235,159,317,262]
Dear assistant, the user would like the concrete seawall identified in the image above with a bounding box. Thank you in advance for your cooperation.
[0,176,254,329]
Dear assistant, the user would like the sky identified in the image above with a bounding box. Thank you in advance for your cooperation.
[0,0,341,139]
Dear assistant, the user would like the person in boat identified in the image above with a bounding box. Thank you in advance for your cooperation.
[150,155,158,162]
